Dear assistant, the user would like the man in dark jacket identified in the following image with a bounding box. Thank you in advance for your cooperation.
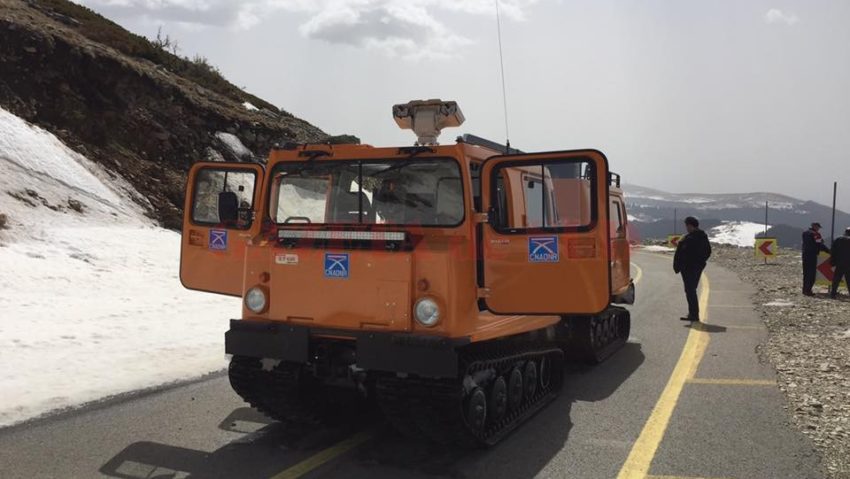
[674,216,712,321]
[802,222,830,296]
[830,227,850,298]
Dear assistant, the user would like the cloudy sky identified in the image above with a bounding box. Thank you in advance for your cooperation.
[74,0,850,213]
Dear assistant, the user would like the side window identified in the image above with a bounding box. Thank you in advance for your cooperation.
[191,168,257,229]
[610,199,625,238]
[492,159,595,231]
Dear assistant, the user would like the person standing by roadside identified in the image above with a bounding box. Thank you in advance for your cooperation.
[802,222,830,296]
[673,216,712,321]
[830,227,850,298]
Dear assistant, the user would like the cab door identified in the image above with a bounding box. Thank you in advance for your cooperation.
[180,162,264,296]
[479,150,611,314]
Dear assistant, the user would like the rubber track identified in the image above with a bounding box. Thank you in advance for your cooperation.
[376,343,564,447]
[228,356,321,425]
[571,307,631,364]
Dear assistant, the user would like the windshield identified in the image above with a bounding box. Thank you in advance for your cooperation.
[269,158,464,226]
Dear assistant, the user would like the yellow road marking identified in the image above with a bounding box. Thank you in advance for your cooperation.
[687,378,776,386]
[632,263,644,285]
[616,274,711,479]
[270,430,374,479]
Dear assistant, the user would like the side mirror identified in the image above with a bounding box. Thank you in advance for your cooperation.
[218,191,239,224]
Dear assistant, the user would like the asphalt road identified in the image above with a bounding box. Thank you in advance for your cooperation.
[0,251,825,479]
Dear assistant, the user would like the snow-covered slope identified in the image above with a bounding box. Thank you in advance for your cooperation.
[0,107,240,427]
[709,221,768,247]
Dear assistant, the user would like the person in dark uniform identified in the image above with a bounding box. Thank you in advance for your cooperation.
[802,222,830,296]
[830,227,850,298]
[673,216,712,321]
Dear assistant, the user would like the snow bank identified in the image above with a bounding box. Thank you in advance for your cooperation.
[0,107,240,427]
[710,221,768,247]
[0,227,240,427]
[242,101,259,111]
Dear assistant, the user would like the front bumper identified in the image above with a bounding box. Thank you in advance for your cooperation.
[225,320,469,378]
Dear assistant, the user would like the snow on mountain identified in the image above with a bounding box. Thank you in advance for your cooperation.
[622,183,850,245]
[624,184,807,212]
[709,221,768,247]
[0,107,240,427]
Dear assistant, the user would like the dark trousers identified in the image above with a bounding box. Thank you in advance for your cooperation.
[832,267,850,297]
[681,266,704,318]
[802,254,818,294]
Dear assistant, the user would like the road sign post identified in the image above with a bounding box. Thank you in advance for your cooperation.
[754,237,778,261]
[816,252,848,289]
[667,234,682,249]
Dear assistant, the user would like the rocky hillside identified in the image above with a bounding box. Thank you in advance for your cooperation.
[0,0,353,228]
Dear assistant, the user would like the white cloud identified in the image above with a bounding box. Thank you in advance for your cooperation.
[74,0,537,59]
[764,8,799,26]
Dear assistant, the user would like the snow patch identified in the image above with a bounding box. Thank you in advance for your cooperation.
[628,213,658,223]
[709,221,768,247]
[0,107,149,242]
[214,132,253,159]
[764,300,795,307]
[641,245,675,252]
[242,101,259,111]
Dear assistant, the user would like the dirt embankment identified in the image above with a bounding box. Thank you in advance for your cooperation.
[0,0,343,228]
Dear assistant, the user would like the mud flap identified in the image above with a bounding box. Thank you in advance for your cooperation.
[225,320,309,362]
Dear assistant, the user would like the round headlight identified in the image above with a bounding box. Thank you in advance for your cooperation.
[245,286,267,313]
[414,297,440,327]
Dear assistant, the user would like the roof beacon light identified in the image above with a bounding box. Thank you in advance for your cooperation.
[392,99,465,146]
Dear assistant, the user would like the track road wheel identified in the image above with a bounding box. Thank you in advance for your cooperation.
[539,356,551,389]
[523,360,538,400]
[487,376,508,424]
[507,367,524,411]
[568,308,630,364]
[465,387,488,432]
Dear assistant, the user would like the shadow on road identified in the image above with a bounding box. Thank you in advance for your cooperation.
[99,345,645,479]
[350,343,645,478]
[687,322,727,333]
[99,409,373,479]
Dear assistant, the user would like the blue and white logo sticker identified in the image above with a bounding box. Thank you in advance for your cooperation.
[324,253,350,279]
[209,229,228,250]
[528,236,559,263]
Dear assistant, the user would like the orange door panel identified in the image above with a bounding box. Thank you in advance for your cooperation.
[180,162,264,296]
[480,150,611,315]
[610,197,631,294]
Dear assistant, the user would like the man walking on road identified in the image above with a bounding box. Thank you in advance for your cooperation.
[802,222,830,296]
[830,227,850,298]
[674,216,712,321]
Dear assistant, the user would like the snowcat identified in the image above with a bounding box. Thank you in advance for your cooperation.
[180,99,635,446]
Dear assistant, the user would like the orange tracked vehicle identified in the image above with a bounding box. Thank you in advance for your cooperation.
[180,99,634,446]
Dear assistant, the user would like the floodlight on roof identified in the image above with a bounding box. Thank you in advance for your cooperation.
[392,99,465,146]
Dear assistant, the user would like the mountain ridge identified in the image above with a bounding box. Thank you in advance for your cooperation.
[623,183,850,247]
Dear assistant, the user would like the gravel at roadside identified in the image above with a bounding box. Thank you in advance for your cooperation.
[710,245,850,479]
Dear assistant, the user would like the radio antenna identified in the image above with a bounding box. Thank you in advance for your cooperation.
[495,0,511,152]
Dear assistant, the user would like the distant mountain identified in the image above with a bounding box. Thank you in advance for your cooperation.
[624,184,850,248]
